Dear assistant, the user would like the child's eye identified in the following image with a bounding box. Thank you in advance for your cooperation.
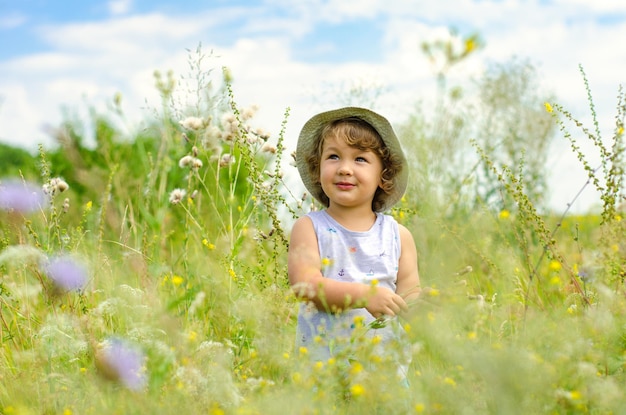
[327,154,339,160]
[355,156,367,162]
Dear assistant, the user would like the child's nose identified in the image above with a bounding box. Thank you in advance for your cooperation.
[337,161,352,175]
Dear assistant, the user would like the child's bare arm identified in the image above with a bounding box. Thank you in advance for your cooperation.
[288,216,407,317]
[396,224,421,304]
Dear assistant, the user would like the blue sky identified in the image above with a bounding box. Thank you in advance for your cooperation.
[1,0,625,212]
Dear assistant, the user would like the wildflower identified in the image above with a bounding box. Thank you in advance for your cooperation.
[42,254,88,293]
[219,153,235,167]
[178,155,194,168]
[191,158,203,169]
[298,346,308,356]
[255,128,270,141]
[498,209,510,219]
[241,105,258,121]
[169,188,186,204]
[43,177,69,196]
[349,383,365,397]
[544,102,553,113]
[202,239,216,250]
[179,116,205,130]
[549,260,562,271]
[350,362,363,375]
[0,179,46,213]
[443,377,456,387]
[63,198,70,213]
[171,275,184,286]
[415,403,425,413]
[221,113,239,136]
[95,337,147,391]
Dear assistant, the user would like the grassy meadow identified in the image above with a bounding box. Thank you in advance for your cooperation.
[0,49,625,414]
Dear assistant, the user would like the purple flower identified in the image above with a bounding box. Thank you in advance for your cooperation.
[0,179,47,213]
[43,255,88,293]
[96,337,147,391]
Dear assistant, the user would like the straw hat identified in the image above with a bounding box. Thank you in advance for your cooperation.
[296,107,408,212]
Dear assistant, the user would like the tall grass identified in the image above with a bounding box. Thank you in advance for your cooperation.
[0,49,624,414]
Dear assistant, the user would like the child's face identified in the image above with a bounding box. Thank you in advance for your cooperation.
[319,135,383,211]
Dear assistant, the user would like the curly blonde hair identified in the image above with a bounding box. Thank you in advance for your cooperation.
[304,117,404,212]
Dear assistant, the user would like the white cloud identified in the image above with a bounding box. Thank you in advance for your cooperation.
[0,12,27,29]
[108,0,133,15]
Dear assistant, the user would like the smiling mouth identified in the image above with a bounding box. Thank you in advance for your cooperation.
[335,182,355,190]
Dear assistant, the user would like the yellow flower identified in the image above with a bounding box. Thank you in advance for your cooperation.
[353,315,365,327]
[549,260,562,271]
[371,279,379,286]
[350,362,364,375]
[467,331,477,340]
[321,257,331,266]
[171,275,184,286]
[443,377,456,387]
[415,403,425,413]
[544,102,553,113]
[188,330,197,342]
[569,390,582,400]
[499,209,510,219]
[314,361,324,370]
[202,239,216,250]
[350,383,365,397]
[292,372,302,383]
[85,201,93,212]
[618,126,624,136]
[298,346,308,356]
[428,288,440,296]
[550,275,562,285]
[371,335,382,345]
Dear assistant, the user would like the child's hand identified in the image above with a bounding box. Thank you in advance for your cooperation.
[364,286,408,318]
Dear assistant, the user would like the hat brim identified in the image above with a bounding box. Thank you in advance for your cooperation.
[296,107,408,212]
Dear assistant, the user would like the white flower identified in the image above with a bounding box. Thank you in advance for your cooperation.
[219,154,235,167]
[43,177,69,195]
[169,188,186,204]
[261,143,276,154]
[179,116,204,130]
[191,158,203,169]
[179,155,194,168]
[241,105,259,121]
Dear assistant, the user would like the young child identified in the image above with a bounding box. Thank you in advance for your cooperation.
[288,107,421,380]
